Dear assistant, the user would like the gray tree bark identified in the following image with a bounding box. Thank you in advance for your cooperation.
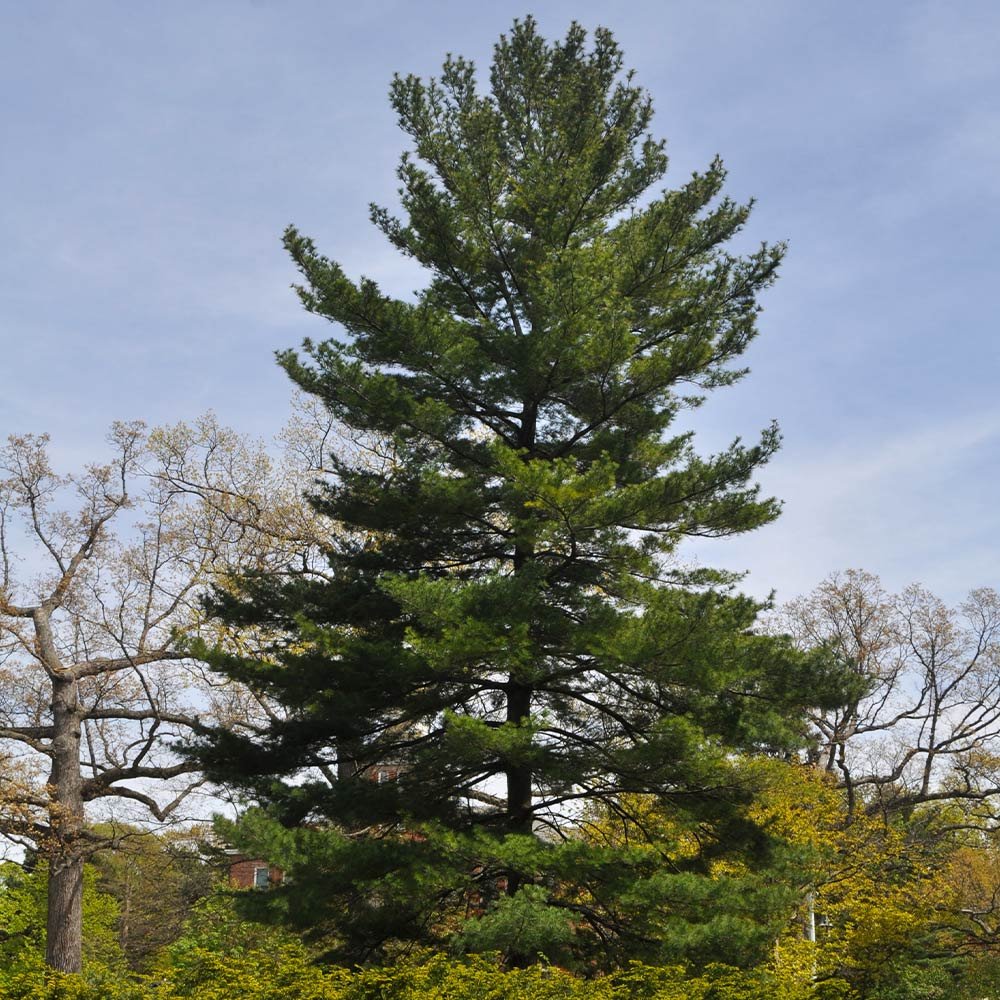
[46,675,84,972]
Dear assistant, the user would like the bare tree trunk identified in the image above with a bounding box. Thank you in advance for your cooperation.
[46,675,84,974]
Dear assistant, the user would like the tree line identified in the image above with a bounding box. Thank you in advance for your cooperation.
[3,17,999,1000]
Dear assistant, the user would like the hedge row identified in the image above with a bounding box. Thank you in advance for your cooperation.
[0,949,829,1000]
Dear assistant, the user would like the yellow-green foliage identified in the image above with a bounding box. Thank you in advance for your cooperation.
[0,950,823,1000]
[7,947,1000,1000]
[0,862,124,975]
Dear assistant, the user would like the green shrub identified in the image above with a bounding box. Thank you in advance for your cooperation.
[0,951,815,1000]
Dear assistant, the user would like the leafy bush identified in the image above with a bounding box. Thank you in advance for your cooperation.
[0,950,816,1000]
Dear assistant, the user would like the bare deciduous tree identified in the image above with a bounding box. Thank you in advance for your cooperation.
[780,570,1000,823]
[0,403,338,972]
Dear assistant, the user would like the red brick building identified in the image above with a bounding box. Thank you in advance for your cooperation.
[226,852,283,889]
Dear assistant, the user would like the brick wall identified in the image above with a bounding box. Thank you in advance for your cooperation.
[228,856,283,889]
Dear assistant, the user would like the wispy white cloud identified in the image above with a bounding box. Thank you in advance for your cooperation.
[691,409,1000,602]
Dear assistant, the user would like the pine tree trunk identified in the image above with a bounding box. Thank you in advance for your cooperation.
[45,675,84,973]
[505,679,534,968]
[504,405,538,884]
[505,680,533,846]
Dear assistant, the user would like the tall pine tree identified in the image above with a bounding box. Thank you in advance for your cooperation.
[197,19,840,969]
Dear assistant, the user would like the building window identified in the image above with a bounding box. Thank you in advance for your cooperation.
[253,866,270,889]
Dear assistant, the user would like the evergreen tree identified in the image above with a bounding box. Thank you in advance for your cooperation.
[196,18,842,968]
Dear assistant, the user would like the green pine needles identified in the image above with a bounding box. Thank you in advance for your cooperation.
[196,18,840,970]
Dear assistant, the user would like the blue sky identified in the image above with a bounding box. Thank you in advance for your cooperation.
[2,1,997,604]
